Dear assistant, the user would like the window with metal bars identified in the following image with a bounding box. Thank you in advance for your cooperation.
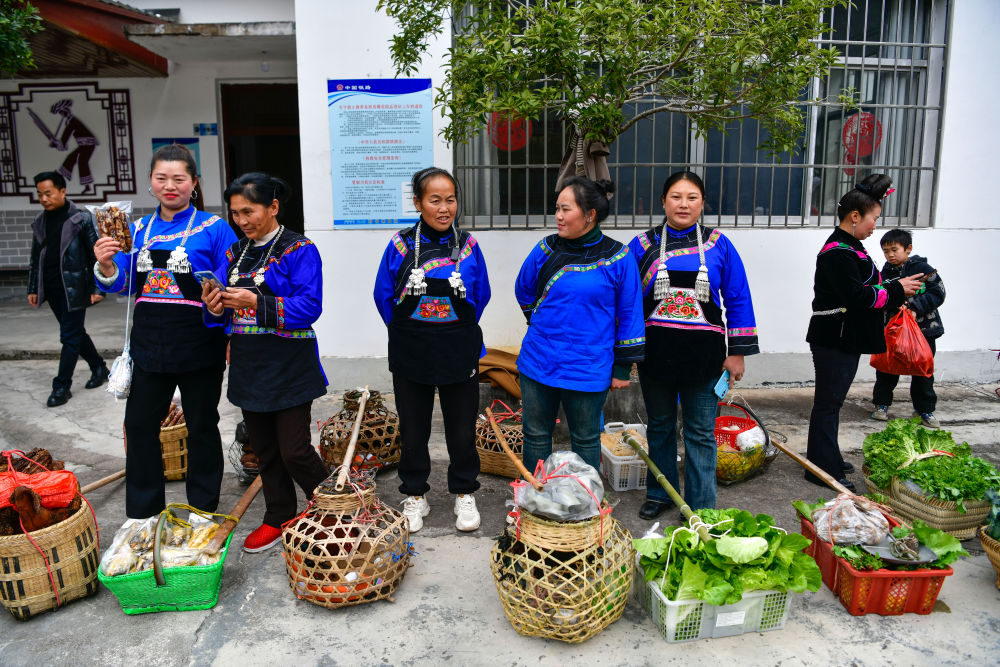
[454,0,948,229]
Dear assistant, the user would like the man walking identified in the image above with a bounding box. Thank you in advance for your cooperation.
[27,171,108,406]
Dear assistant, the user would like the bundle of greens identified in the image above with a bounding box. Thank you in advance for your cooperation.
[862,418,966,489]
[634,508,821,606]
[897,455,1000,512]
[985,489,1000,541]
[832,521,968,572]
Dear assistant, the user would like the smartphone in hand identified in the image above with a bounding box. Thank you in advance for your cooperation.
[194,270,226,292]
[713,370,731,399]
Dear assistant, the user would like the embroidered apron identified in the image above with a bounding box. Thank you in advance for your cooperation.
[226,275,327,412]
[388,277,482,385]
[130,249,226,373]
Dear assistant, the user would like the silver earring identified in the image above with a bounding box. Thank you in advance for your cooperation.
[191,189,198,201]
[147,186,153,196]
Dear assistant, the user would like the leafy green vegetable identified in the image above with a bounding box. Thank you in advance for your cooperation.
[908,520,968,566]
[792,498,828,521]
[862,418,966,488]
[832,545,885,571]
[716,536,769,563]
[986,489,1000,541]
[896,455,1000,513]
[634,508,821,605]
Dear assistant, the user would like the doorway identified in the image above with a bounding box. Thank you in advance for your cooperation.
[220,83,303,234]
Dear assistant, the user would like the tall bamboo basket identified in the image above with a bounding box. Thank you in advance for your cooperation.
[319,390,401,472]
[282,474,410,608]
[0,504,99,620]
[476,412,523,479]
[160,423,188,481]
[978,527,1000,590]
[490,509,633,643]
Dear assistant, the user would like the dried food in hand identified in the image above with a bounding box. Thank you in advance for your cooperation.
[96,205,133,253]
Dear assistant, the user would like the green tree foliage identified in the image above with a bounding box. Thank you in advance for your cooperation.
[378,0,845,154]
[0,0,42,77]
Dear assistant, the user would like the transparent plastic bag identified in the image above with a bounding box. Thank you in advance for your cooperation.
[106,343,132,399]
[513,451,604,521]
[812,494,890,545]
[100,517,157,576]
[87,200,135,254]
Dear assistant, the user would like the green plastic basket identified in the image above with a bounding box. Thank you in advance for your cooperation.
[97,533,233,615]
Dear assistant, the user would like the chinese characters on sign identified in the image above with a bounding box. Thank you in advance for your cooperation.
[328,79,433,228]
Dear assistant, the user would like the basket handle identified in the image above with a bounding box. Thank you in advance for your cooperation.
[604,421,626,432]
[152,510,170,587]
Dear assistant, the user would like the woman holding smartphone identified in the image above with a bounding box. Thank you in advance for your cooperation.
[628,171,759,519]
[203,172,329,553]
[93,144,236,520]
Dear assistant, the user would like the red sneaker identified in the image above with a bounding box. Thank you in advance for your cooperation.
[243,523,282,553]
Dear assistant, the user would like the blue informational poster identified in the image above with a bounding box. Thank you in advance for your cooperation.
[328,79,434,228]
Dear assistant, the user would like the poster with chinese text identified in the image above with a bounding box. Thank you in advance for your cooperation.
[328,79,433,228]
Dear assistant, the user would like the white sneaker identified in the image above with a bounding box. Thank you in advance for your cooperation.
[454,494,481,532]
[402,496,430,532]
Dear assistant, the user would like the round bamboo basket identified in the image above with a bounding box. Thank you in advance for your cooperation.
[282,476,410,609]
[319,390,401,472]
[978,527,1000,590]
[515,510,613,552]
[490,515,633,643]
[888,477,990,540]
[0,504,99,621]
[159,423,188,481]
[475,418,522,479]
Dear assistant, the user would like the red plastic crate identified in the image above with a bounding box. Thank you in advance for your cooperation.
[799,516,952,616]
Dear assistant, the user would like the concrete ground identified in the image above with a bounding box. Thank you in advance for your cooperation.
[0,300,999,666]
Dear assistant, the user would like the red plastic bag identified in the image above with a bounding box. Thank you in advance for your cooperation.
[0,451,79,509]
[870,307,934,377]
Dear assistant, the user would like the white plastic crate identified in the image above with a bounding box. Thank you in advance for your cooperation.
[600,422,648,491]
[636,566,792,642]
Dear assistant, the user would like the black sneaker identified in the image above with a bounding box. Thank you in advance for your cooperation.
[85,364,110,389]
[804,472,856,493]
[46,387,72,407]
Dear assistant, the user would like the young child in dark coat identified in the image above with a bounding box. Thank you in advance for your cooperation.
[871,229,945,428]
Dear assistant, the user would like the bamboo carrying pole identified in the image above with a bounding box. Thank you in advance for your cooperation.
[485,407,544,491]
[768,439,854,496]
[624,435,712,543]
[203,476,263,556]
[80,469,126,494]
[334,386,370,492]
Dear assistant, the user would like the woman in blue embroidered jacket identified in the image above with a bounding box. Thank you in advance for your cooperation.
[516,177,645,473]
[805,174,923,490]
[203,173,328,553]
[629,172,758,518]
[94,144,237,520]
[373,167,491,534]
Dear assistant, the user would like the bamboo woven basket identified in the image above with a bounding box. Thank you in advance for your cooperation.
[888,477,991,540]
[282,476,410,609]
[319,390,401,472]
[0,504,100,621]
[490,512,633,643]
[159,423,188,481]
[861,465,890,498]
[476,418,522,479]
[978,527,1000,590]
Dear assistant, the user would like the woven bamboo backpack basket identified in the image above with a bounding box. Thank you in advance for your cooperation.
[0,503,100,620]
[282,473,411,608]
[490,508,634,643]
[319,390,401,472]
[476,401,523,478]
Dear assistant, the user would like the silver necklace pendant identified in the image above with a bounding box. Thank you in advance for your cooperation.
[253,271,266,287]
[166,246,191,273]
[136,248,153,273]
[228,270,240,287]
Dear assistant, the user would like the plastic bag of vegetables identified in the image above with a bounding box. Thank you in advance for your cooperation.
[811,494,890,545]
[513,451,603,521]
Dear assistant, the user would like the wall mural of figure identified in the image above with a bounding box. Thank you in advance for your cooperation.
[47,99,100,195]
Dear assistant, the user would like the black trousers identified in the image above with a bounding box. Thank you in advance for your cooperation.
[392,372,480,496]
[124,364,225,518]
[242,402,329,527]
[873,338,937,414]
[806,343,860,481]
[45,281,103,390]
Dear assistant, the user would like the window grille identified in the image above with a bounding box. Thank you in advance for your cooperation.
[454,0,948,229]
